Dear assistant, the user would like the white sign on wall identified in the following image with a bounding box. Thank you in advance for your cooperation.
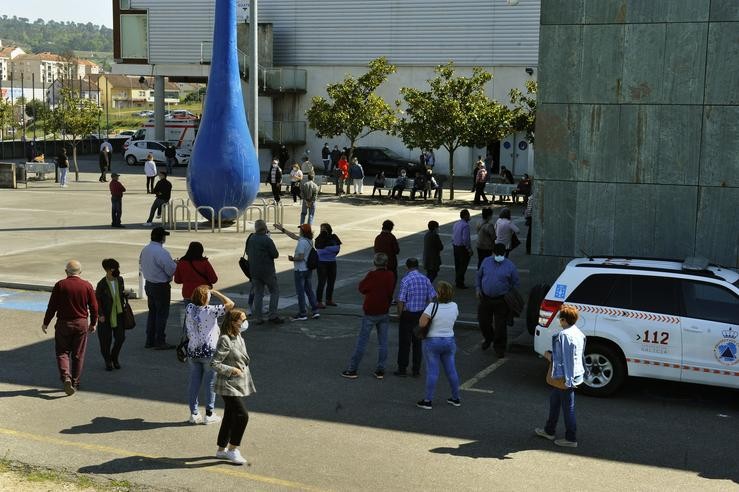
[237,1,249,22]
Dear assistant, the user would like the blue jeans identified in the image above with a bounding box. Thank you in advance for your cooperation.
[294,270,318,316]
[422,337,460,401]
[347,314,389,372]
[545,388,577,442]
[300,201,315,225]
[145,282,171,346]
[188,357,216,414]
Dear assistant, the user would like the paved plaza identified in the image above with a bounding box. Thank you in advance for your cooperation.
[0,156,737,491]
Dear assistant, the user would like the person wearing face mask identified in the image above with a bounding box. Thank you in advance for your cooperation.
[185,285,235,425]
[211,308,255,465]
[139,226,177,350]
[476,243,520,358]
[95,258,127,371]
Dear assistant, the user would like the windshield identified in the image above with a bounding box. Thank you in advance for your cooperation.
[382,148,405,160]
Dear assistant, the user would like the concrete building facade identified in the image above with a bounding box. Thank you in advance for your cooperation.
[532,0,739,273]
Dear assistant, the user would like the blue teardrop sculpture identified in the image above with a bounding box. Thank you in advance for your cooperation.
[187,0,260,221]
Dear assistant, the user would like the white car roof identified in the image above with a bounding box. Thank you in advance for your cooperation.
[566,257,739,285]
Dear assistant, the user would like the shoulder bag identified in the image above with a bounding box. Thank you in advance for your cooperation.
[238,233,254,279]
[546,359,567,390]
[413,301,439,339]
[122,297,136,330]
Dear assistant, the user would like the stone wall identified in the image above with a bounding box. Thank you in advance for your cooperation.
[532,0,739,279]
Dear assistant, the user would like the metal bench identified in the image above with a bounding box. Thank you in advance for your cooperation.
[485,183,519,203]
[16,162,56,188]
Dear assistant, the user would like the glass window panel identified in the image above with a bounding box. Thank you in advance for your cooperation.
[120,14,148,59]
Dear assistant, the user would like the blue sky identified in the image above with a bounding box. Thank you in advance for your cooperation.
[2,1,113,28]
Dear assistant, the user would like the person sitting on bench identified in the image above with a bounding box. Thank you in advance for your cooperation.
[390,170,408,199]
[410,171,427,200]
[372,172,386,197]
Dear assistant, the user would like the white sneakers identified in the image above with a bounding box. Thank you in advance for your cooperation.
[221,448,247,465]
[215,449,229,459]
[189,411,221,425]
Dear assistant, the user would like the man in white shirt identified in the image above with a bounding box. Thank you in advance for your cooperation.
[139,227,177,349]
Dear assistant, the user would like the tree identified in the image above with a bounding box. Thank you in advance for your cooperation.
[396,63,511,200]
[48,87,102,181]
[306,57,397,161]
[0,98,14,140]
[509,80,537,144]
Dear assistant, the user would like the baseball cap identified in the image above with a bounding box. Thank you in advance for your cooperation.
[151,226,170,241]
[111,172,120,178]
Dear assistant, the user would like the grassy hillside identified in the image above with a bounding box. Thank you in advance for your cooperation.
[0,15,112,54]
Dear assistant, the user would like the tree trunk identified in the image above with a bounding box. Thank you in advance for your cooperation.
[448,148,455,201]
[72,144,79,181]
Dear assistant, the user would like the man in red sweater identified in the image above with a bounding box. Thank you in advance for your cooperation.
[341,253,395,380]
[373,220,400,286]
[42,260,98,395]
[109,173,126,228]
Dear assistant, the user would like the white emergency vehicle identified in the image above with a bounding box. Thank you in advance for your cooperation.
[533,257,739,396]
[122,117,199,154]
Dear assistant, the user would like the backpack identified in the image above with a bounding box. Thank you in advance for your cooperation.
[306,247,319,270]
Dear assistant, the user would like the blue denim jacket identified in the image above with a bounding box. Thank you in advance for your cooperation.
[551,326,586,388]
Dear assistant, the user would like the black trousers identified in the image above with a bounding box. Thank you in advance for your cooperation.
[218,395,249,448]
[426,268,439,283]
[398,311,423,374]
[453,245,471,287]
[526,221,532,255]
[478,295,510,355]
[316,261,337,302]
[111,197,122,226]
[270,183,281,202]
[473,182,489,204]
[477,248,492,269]
[146,176,155,193]
[291,183,301,202]
[97,317,125,364]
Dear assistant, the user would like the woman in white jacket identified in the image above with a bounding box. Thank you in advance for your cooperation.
[144,153,157,194]
[494,208,520,257]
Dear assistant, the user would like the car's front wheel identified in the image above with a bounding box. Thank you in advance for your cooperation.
[580,341,626,397]
[125,155,138,166]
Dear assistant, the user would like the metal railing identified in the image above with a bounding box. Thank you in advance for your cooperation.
[158,197,284,233]
[258,121,307,145]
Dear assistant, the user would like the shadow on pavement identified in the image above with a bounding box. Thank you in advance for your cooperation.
[78,455,231,475]
[0,388,67,400]
[60,417,191,434]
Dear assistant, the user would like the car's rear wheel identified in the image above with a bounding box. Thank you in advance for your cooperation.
[580,342,626,397]
[526,283,550,335]
[125,155,138,166]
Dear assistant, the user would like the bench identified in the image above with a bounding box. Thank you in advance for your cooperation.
[17,162,56,188]
[485,183,522,203]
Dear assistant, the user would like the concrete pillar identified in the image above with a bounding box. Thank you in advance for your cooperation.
[249,0,258,152]
[154,75,165,141]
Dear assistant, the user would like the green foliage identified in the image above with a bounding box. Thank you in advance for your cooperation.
[509,80,537,144]
[0,15,112,54]
[25,99,49,119]
[396,63,511,199]
[183,87,206,103]
[0,98,15,137]
[48,88,102,143]
[306,57,398,158]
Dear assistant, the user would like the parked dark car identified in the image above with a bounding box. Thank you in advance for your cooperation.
[351,147,421,178]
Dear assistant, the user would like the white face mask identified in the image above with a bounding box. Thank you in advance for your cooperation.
[239,320,249,333]
[494,255,505,263]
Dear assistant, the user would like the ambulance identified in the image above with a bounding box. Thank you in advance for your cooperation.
[122,116,199,153]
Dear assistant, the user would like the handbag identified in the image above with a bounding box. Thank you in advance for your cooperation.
[546,359,567,390]
[238,233,254,279]
[510,232,521,251]
[122,299,136,330]
[176,334,189,363]
[413,301,439,339]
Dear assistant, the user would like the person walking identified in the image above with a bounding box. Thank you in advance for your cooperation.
[164,143,177,176]
[57,148,69,188]
[282,224,320,321]
[301,156,315,181]
[452,209,473,289]
[266,159,283,203]
[139,226,177,350]
[535,304,586,448]
[341,253,395,379]
[278,145,289,171]
[372,172,386,197]
[423,220,443,283]
[109,173,126,228]
[300,174,319,225]
[211,309,255,465]
[95,258,127,371]
[374,220,400,287]
[246,220,283,325]
[336,154,349,195]
[42,260,98,395]
[477,243,520,358]
[143,171,172,226]
[395,258,437,377]
[495,208,520,257]
[415,281,461,410]
[289,163,303,203]
[349,157,365,194]
[144,153,157,194]
[321,142,331,172]
[174,241,219,311]
[473,161,489,205]
[476,207,496,268]
[525,186,536,255]
[98,146,111,182]
[185,285,235,425]
[315,223,341,308]
[330,145,341,173]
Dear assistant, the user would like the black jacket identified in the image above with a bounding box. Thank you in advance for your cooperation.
[266,165,283,184]
[153,178,172,201]
[95,276,126,326]
[423,230,444,271]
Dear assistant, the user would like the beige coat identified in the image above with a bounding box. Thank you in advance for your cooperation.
[210,334,256,397]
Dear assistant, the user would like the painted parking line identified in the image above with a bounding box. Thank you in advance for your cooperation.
[460,358,508,394]
[0,427,325,492]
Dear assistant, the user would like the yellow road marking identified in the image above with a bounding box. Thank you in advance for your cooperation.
[460,358,508,393]
[0,427,325,491]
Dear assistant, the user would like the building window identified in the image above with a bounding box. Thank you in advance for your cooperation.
[120,0,131,10]
[120,14,148,59]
